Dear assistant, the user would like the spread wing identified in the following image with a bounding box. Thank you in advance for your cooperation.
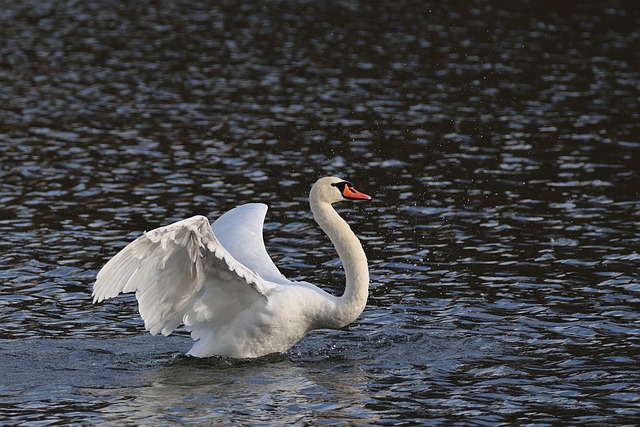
[212,203,290,285]
[92,207,280,337]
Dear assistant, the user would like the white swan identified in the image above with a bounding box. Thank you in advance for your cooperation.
[92,176,372,358]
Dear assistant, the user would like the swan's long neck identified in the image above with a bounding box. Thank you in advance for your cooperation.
[310,197,369,328]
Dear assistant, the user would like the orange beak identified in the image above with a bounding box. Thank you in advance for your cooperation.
[343,185,372,201]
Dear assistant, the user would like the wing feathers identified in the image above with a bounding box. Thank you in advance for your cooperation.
[92,215,270,338]
[212,204,291,285]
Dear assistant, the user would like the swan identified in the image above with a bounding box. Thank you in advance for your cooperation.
[92,176,372,358]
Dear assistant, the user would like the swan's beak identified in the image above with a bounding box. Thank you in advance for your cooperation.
[343,185,372,201]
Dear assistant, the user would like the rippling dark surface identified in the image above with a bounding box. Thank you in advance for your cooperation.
[1,0,639,425]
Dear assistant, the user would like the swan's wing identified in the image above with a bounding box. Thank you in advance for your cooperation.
[92,215,270,336]
[212,203,291,286]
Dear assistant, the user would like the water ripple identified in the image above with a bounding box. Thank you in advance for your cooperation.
[1,0,639,425]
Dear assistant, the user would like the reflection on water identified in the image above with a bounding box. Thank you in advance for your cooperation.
[93,355,379,426]
[1,0,639,425]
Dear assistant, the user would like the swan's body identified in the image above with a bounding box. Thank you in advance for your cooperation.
[92,177,371,358]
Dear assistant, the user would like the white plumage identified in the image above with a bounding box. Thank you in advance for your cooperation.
[93,176,372,358]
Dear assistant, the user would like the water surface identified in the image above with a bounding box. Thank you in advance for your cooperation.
[1,0,639,425]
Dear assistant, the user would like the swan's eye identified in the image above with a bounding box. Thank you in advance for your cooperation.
[331,181,350,194]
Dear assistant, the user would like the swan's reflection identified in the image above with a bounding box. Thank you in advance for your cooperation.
[92,351,381,425]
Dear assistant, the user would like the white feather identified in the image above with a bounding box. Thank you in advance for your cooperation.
[94,207,269,338]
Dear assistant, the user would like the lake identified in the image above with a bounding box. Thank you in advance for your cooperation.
[1,0,639,425]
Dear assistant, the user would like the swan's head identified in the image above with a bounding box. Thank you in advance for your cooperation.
[311,176,372,204]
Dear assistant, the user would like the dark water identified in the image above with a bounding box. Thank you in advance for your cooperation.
[1,0,639,425]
